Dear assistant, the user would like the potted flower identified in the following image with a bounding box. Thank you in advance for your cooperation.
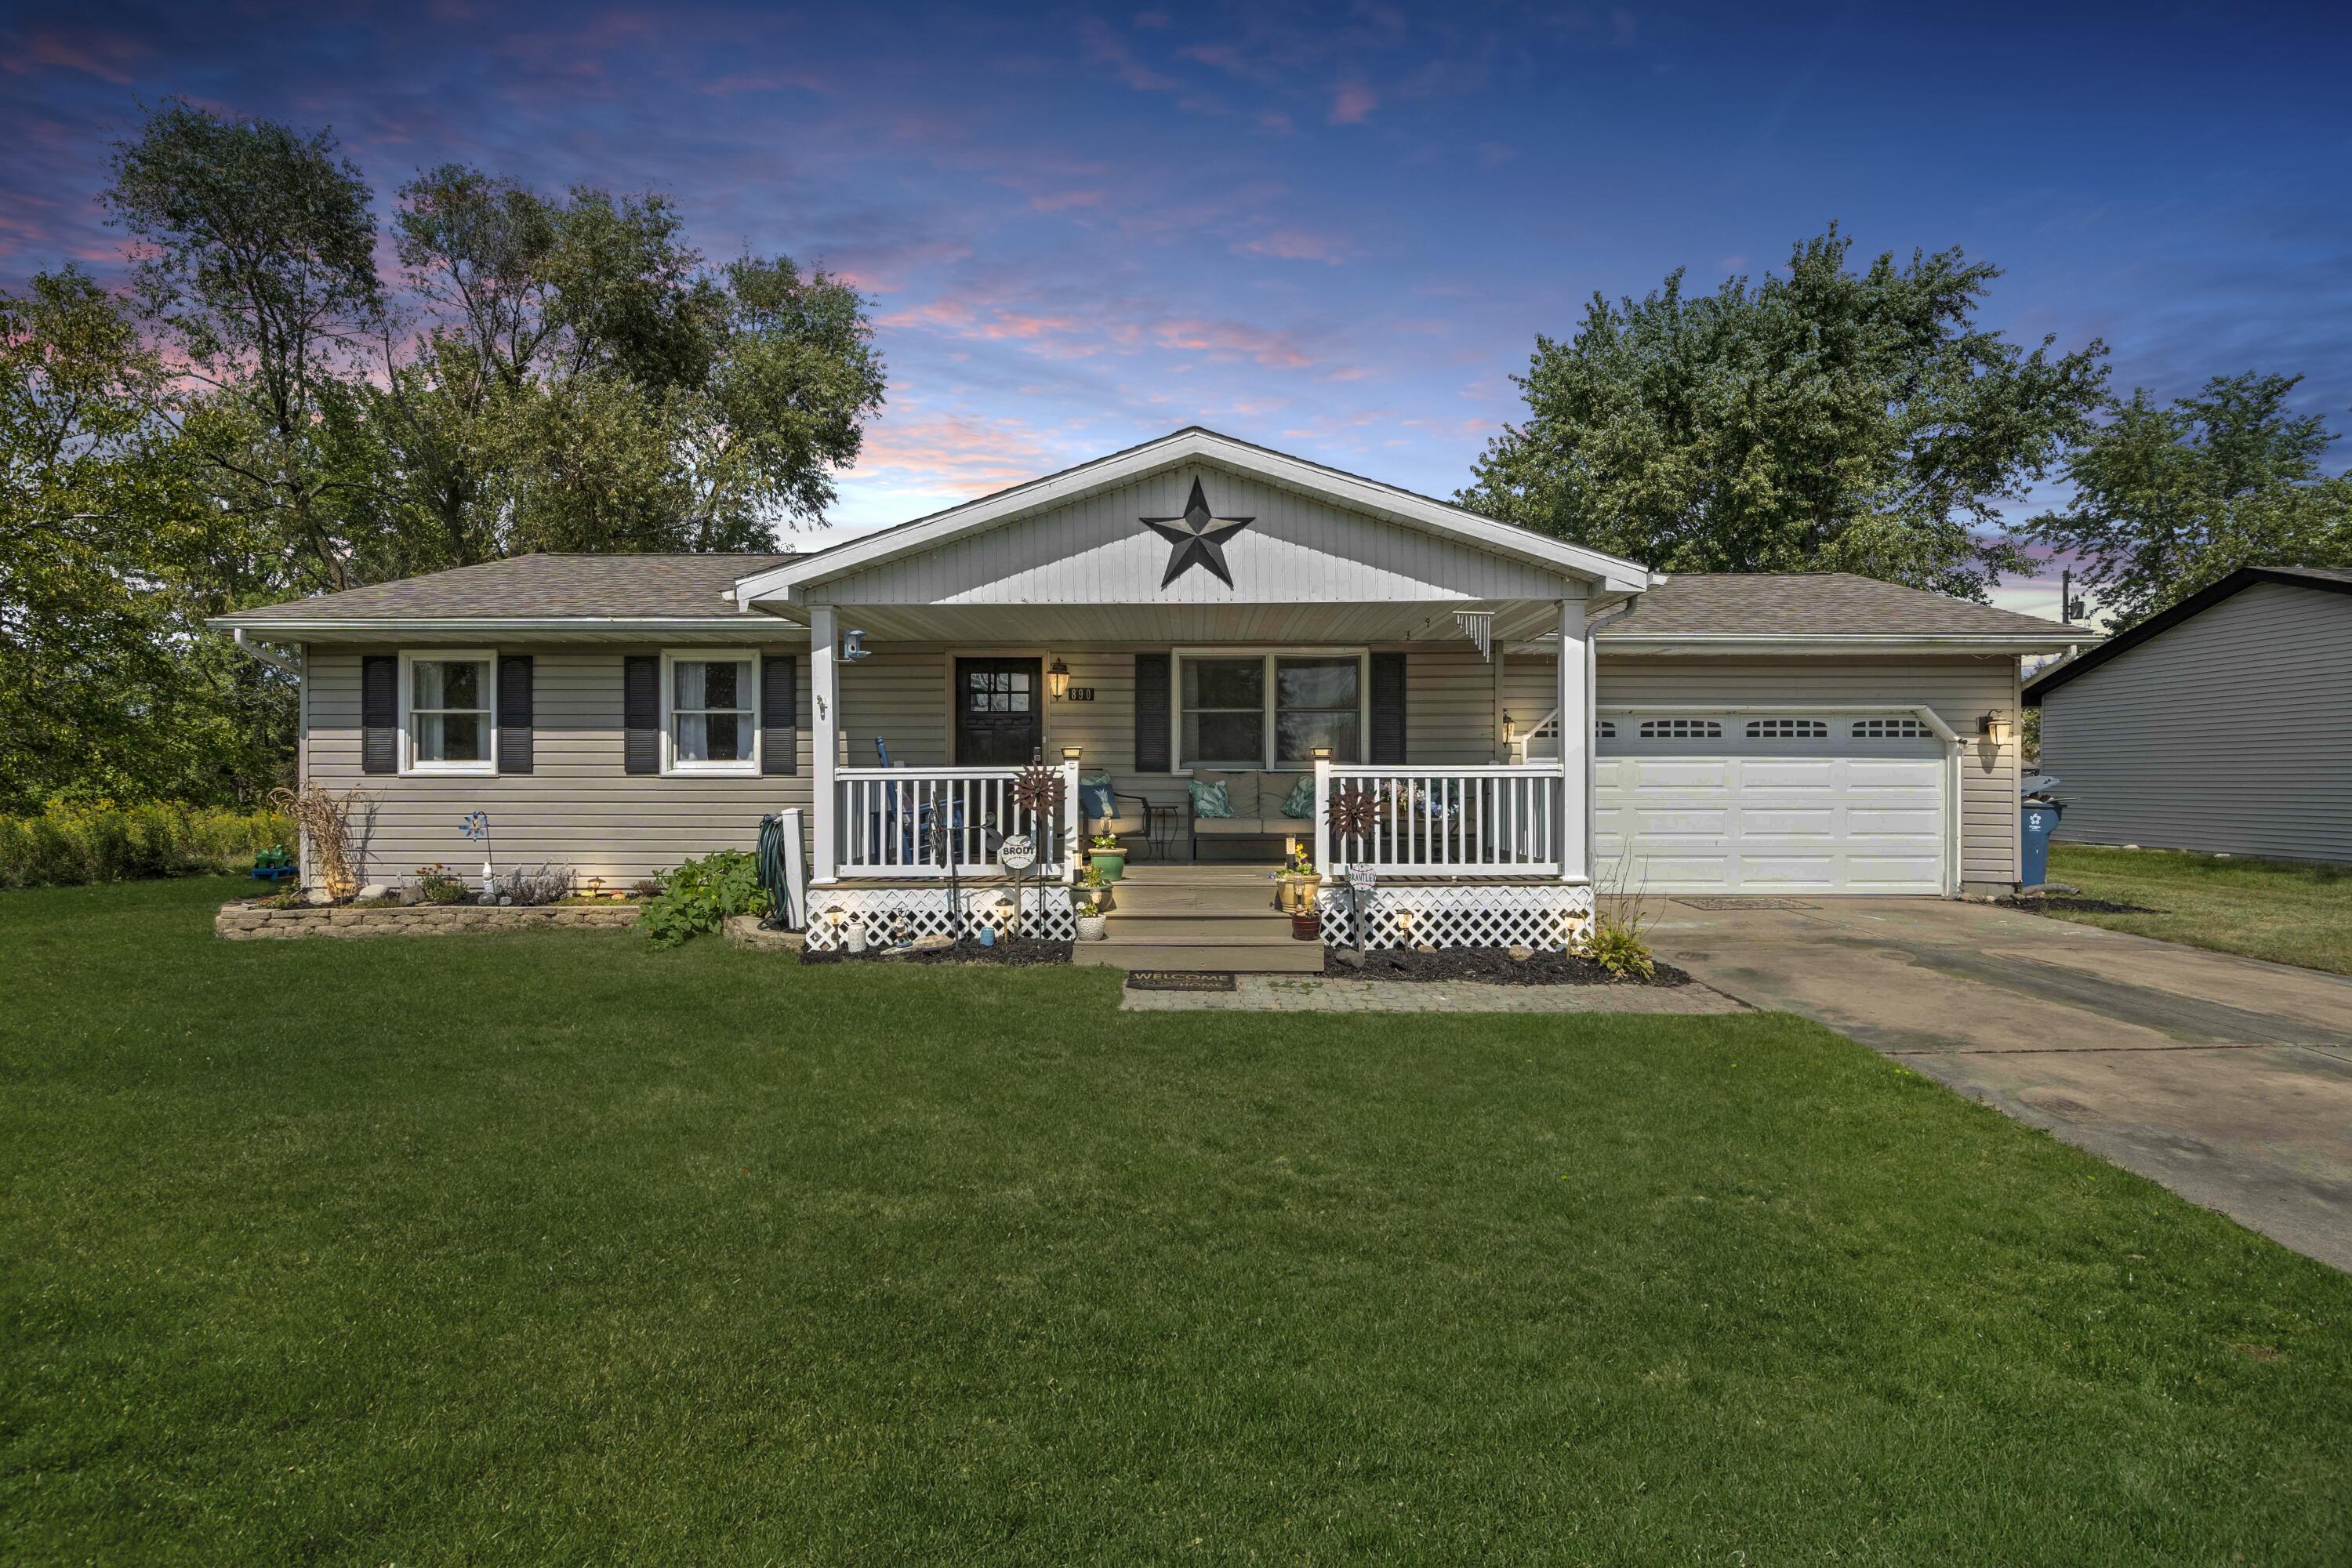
[1081,861,1113,913]
[1274,844,1322,914]
[1075,899,1108,941]
[1088,832,1127,883]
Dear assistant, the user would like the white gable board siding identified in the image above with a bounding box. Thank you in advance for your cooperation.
[307,648,811,885]
[2038,582,2351,861]
[818,464,1580,607]
[1504,655,2022,888]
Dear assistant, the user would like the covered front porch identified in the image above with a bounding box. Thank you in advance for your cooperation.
[732,429,1654,959]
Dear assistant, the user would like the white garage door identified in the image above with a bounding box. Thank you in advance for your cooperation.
[1595,713,1948,895]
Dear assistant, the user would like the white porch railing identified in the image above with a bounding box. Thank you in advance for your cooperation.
[833,761,1080,880]
[1314,762,1564,877]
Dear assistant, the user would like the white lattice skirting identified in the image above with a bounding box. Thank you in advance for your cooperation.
[1317,884,1596,952]
[804,885,1076,950]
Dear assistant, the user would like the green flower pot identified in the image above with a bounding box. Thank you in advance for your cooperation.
[1090,848,1127,883]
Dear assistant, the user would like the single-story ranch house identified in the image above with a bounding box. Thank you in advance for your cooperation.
[216,428,2082,959]
[2024,564,2350,863]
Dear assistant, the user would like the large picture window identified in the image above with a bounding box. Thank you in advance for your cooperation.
[401,652,495,774]
[1177,652,1363,769]
[665,652,757,773]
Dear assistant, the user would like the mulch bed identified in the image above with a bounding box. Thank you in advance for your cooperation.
[1998,895,2168,916]
[1325,946,1693,987]
[801,936,1073,967]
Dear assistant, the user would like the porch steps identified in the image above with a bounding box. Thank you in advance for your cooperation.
[1076,865,1321,972]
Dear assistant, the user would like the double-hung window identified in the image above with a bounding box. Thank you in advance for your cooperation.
[664,652,756,774]
[401,652,495,775]
[1176,652,1365,768]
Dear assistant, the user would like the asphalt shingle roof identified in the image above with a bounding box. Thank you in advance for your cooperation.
[216,557,2078,642]
[1595,573,2076,639]
[216,553,796,624]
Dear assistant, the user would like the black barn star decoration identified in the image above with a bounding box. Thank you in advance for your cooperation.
[1139,478,1254,588]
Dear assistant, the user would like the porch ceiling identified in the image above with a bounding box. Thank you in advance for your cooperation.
[772,600,1564,645]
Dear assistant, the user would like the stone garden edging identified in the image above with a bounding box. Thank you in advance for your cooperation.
[216,900,641,940]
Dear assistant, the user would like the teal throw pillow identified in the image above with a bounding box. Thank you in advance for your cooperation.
[1279,775,1316,818]
[1188,779,1236,818]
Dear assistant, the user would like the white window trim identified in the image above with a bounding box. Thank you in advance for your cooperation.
[660,648,760,776]
[1170,648,1370,772]
[397,649,498,777]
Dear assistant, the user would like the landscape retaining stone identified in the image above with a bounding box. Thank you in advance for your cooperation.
[216,900,641,939]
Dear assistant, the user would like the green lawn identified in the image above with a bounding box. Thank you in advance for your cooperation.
[4,880,2349,1564]
[2045,842,2352,975]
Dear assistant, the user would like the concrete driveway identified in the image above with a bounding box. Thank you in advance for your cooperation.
[1634,897,2352,1272]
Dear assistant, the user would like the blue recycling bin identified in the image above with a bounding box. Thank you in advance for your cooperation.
[2020,798,2064,887]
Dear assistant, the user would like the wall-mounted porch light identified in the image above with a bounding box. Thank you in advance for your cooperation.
[1976,711,2009,743]
[1501,712,1517,746]
[840,628,870,662]
[1047,655,1071,699]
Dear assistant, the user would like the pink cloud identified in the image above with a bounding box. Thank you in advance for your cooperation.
[6,27,148,84]
[858,412,1070,497]
[1080,16,1174,93]
[1152,317,1314,368]
[1235,229,1351,265]
[1328,78,1377,125]
[1029,189,1105,212]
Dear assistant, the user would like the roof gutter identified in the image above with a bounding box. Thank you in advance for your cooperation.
[210,615,802,637]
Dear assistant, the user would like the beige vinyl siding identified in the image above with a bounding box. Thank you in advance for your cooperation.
[1504,654,2023,889]
[2038,582,2351,861]
[307,647,810,885]
[821,463,1574,608]
[312,641,2023,889]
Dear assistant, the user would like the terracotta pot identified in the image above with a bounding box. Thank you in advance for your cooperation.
[1277,873,1323,913]
[1290,909,1322,941]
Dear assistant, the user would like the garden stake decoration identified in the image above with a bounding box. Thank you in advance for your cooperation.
[458,811,495,897]
[1325,786,1381,957]
[1008,764,1066,934]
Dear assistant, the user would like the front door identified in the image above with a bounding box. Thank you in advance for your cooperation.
[956,658,1042,765]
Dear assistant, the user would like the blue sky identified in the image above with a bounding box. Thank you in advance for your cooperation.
[5,0,2348,615]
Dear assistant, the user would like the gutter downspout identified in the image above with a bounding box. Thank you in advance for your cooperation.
[231,627,304,677]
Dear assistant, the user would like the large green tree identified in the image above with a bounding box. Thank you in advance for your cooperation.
[1460,225,2109,601]
[2016,372,2352,629]
[0,100,889,810]
[0,270,290,811]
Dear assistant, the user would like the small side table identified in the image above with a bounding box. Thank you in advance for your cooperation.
[1139,800,1181,862]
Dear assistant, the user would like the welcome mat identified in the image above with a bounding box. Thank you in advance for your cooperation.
[1125,970,1238,992]
[1674,897,1817,911]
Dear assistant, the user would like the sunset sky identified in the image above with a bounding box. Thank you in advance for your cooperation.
[5,1,2348,615]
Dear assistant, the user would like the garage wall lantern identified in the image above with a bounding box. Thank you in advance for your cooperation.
[1976,711,2009,742]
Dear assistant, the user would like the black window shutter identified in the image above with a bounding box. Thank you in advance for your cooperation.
[496,655,534,775]
[361,655,397,775]
[760,654,798,776]
[1370,652,1408,764]
[1134,652,1171,772]
[622,655,661,775]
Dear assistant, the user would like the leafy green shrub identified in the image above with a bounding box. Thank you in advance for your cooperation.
[640,850,771,947]
[413,865,468,905]
[1581,910,1657,981]
[0,801,294,889]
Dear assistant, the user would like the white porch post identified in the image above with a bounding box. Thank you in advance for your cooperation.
[1556,596,1589,883]
[1060,758,1080,884]
[810,603,839,885]
[1313,756,1332,877]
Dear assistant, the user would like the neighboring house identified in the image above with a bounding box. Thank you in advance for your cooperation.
[215,427,2080,951]
[2024,565,2352,863]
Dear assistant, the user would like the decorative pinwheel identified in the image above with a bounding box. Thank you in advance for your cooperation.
[1325,785,1378,843]
[458,811,490,841]
[1010,764,1065,818]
